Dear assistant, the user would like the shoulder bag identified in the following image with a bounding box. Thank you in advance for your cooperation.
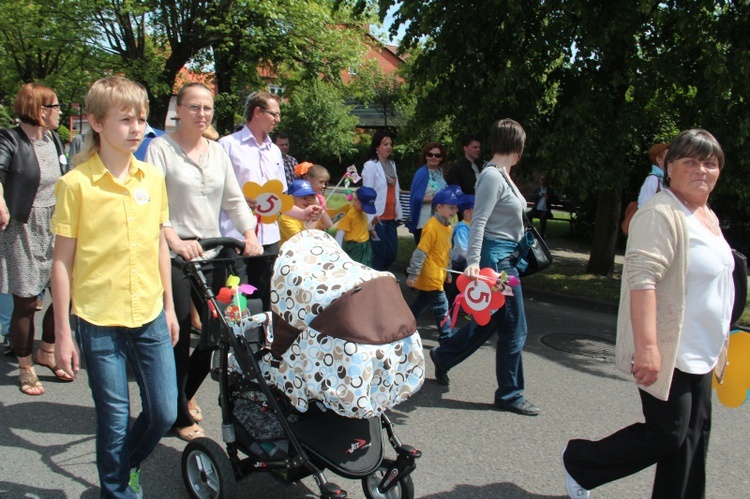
[731,249,748,326]
[497,168,553,276]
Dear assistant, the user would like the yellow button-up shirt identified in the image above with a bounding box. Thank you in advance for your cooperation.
[51,153,168,327]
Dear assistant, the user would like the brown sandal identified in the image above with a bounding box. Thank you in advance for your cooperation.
[34,347,74,382]
[19,367,45,396]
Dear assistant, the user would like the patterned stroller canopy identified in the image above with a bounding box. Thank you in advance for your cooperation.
[262,230,425,418]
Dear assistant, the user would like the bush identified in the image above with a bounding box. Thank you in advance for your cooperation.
[278,80,358,173]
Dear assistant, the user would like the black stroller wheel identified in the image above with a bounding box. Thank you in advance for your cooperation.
[182,437,237,499]
[361,459,415,499]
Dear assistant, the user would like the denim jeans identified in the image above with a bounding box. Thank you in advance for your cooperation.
[431,257,527,406]
[0,293,11,335]
[77,311,177,498]
[410,289,451,341]
[371,219,399,271]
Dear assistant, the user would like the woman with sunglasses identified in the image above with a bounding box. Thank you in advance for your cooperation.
[407,142,448,245]
[0,83,70,395]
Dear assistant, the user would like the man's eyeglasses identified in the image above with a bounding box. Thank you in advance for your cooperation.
[263,109,281,120]
[182,104,213,114]
[426,152,443,158]
[42,103,62,109]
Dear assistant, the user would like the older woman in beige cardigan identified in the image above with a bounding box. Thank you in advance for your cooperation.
[562,130,734,499]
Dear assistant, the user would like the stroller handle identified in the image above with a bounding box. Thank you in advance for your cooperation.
[198,237,246,253]
[172,237,247,269]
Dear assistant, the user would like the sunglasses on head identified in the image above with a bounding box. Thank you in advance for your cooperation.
[426,152,442,158]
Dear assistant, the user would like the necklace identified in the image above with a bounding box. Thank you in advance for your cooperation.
[669,189,720,235]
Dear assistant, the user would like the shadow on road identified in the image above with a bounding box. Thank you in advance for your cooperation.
[420,482,566,498]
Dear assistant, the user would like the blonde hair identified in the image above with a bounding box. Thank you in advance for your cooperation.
[203,124,219,141]
[303,164,330,182]
[73,77,149,166]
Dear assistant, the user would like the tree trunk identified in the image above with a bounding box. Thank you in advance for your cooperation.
[149,94,171,131]
[214,47,239,135]
[586,189,622,276]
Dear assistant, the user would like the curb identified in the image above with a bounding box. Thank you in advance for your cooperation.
[522,286,618,316]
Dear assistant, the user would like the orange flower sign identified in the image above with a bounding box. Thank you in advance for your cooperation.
[455,268,505,326]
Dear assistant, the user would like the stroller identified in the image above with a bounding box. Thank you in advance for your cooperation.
[179,233,424,499]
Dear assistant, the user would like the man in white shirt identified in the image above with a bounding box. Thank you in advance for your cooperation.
[219,91,319,308]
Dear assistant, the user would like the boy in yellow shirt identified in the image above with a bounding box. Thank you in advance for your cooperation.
[406,187,460,342]
[51,77,178,498]
[335,186,377,266]
[278,179,322,245]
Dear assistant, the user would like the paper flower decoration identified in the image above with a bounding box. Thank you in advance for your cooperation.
[454,268,507,326]
[325,165,362,204]
[215,275,258,324]
[243,180,294,224]
[713,329,750,407]
[345,165,362,184]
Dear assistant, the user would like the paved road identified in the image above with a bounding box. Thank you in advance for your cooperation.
[2,290,749,498]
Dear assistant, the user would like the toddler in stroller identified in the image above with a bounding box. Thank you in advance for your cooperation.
[180,232,424,499]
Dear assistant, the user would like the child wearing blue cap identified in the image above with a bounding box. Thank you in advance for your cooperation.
[279,180,323,245]
[335,186,377,266]
[405,187,460,341]
[446,194,475,305]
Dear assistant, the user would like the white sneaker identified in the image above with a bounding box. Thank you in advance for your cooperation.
[562,446,590,498]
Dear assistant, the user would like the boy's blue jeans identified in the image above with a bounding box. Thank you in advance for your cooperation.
[410,289,451,341]
[0,293,12,336]
[76,311,177,498]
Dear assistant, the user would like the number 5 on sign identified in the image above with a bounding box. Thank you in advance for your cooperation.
[455,268,506,326]
[243,180,294,224]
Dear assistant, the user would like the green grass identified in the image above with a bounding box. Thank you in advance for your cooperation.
[521,259,622,303]
[326,193,348,210]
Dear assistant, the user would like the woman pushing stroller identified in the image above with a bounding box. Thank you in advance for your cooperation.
[145,82,263,441]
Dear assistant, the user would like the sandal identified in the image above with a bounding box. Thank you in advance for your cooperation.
[34,347,74,382]
[189,405,203,422]
[175,424,205,442]
[19,366,45,396]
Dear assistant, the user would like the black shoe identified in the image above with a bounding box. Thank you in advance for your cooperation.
[495,399,540,416]
[429,348,450,386]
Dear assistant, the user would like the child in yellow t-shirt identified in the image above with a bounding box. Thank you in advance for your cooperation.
[279,180,322,245]
[50,76,178,497]
[406,187,460,341]
[335,186,377,267]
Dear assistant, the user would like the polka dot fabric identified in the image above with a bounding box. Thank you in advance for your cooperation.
[260,231,425,418]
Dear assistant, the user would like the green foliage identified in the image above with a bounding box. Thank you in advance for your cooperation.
[56,125,70,144]
[211,0,367,132]
[0,0,106,112]
[375,0,750,274]
[277,79,359,173]
[0,105,13,129]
